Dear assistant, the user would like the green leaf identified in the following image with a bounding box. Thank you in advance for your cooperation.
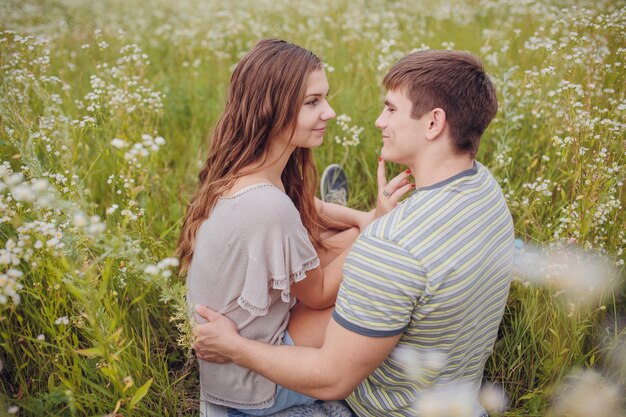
[75,347,104,357]
[100,367,117,381]
[64,281,87,303]
[129,378,153,409]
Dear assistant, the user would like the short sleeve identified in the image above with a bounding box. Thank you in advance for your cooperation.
[332,234,427,337]
[237,191,319,317]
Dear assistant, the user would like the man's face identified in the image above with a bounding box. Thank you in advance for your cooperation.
[375,89,429,165]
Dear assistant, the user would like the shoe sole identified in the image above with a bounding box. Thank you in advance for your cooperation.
[320,163,344,201]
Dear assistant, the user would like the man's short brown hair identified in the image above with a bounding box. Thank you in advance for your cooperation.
[383,50,498,155]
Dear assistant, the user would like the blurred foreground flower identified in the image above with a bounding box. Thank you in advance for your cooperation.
[548,369,623,417]
[395,348,509,416]
[478,382,508,415]
[415,386,475,417]
[394,346,447,381]
[605,336,626,384]
[512,241,619,307]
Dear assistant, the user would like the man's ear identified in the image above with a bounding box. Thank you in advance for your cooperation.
[425,108,446,140]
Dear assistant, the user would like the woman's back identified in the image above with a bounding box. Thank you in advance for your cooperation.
[187,183,319,408]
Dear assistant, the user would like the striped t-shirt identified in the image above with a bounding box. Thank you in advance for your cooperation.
[333,162,514,417]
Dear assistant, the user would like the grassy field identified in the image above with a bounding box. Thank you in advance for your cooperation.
[0,0,624,415]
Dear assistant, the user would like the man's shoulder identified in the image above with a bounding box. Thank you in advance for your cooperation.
[417,161,504,208]
[364,164,508,250]
[358,210,416,257]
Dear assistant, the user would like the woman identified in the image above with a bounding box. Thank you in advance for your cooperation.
[178,39,373,416]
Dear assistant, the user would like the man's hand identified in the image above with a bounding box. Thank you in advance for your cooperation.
[192,304,240,363]
[375,157,414,218]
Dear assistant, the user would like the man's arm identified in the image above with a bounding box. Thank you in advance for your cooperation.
[193,305,401,399]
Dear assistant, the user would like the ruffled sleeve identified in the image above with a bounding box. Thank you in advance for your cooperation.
[236,187,320,316]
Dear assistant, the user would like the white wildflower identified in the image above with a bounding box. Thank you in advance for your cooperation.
[73,213,88,228]
[30,179,49,193]
[6,269,23,279]
[160,257,179,268]
[46,238,60,248]
[87,221,106,234]
[6,173,24,186]
[111,138,129,149]
[11,184,36,202]
[144,265,159,275]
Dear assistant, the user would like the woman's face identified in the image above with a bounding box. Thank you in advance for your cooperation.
[290,69,336,149]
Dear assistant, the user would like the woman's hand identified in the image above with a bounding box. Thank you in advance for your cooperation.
[374,157,414,219]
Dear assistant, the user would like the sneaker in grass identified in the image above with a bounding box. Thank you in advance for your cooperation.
[320,164,348,206]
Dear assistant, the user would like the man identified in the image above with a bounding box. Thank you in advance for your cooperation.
[193,49,514,417]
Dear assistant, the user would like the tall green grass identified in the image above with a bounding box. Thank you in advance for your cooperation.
[0,0,624,415]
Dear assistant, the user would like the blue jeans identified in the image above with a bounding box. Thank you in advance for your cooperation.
[228,332,317,416]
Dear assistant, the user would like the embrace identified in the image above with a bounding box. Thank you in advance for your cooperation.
[177,39,514,417]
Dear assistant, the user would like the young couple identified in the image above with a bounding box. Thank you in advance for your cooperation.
[179,39,514,417]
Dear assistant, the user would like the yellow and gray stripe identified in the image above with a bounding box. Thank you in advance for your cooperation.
[333,162,514,417]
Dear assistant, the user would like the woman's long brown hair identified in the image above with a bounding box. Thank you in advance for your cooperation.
[177,39,324,273]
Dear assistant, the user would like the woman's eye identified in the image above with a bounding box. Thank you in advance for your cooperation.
[306,99,318,106]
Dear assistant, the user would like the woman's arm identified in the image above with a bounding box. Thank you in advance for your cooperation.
[315,159,414,231]
[289,247,349,310]
[296,160,415,310]
[315,197,373,231]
